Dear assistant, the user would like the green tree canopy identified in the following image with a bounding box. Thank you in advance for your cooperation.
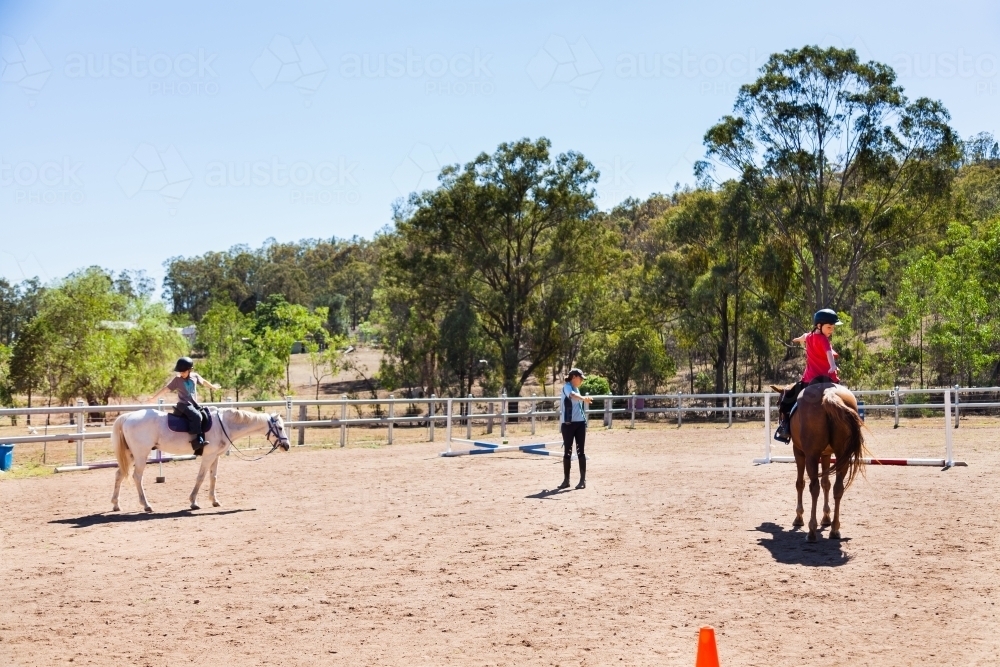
[699,45,960,315]
[10,268,186,406]
[389,137,613,397]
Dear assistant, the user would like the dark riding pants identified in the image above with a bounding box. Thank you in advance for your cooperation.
[561,421,586,459]
[561,420,586,475]
[176,401,202,436]
[779,376,836,416]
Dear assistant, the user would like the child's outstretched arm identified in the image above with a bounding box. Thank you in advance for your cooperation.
[196,375,223,391]
[150,382,171,402]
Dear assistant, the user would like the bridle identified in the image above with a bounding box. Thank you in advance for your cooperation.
[264,415,291,452]
[219,413,290,461]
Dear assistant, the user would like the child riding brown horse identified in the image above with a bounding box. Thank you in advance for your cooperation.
[774,309,842,443]
[771,381,866,542]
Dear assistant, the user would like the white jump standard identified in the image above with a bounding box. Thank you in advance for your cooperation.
[754,388,968,467]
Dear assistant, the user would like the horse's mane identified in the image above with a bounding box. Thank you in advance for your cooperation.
[222,408,272,427]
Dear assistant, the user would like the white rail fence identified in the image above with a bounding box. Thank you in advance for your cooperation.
[0,385,984,471]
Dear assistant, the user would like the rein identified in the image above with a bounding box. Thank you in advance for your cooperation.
[218,412,285,462]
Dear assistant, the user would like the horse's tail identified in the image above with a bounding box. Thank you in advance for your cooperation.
[112,414,133,476]
[823,392,866,489]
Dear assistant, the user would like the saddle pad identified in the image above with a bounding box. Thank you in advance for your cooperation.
[166,407,215,433]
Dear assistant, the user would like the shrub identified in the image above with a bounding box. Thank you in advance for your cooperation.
[580,375,611,412]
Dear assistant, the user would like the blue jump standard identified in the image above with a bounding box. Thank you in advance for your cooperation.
[467,441,546,450]
[441,442,557,457]
[469,443,549,455]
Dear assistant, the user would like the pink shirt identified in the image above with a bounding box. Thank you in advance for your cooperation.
[802,331,839,384]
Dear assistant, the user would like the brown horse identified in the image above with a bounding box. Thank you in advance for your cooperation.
[770,382,866,542]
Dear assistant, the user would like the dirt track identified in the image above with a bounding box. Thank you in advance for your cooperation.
[1,422,998,666]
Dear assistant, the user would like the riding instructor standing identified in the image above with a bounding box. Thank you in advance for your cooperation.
[151,357,221,456]
[557,368,592,490]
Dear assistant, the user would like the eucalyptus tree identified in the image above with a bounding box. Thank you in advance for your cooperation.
[699,46,959,315]
[644,184,764,396]
[391,137,611,397]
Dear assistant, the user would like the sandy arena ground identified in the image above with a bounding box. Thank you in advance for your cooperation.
[1,420,998,666]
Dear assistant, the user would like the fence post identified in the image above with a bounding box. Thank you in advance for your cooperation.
[677,392,683,428]
[428,395,436,442]
[387,395,394,445]
[728,390,734,428]
[467,394,473,440]
[530,392,536,435]
[953,385,960,429]
[500,390,507,438]
[893,386,900,429]
[630,393,636,429]
[604,396,612,428]
[487,401,494,434]
[339,395,347,448]
[285,396,293,424]
[298,404,306,446]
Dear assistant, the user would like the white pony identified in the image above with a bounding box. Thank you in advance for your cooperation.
[111,407,290,513]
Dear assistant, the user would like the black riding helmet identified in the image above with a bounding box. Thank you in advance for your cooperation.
[174,357,194,372]
[813,309,843,326]
[565,368,586,382]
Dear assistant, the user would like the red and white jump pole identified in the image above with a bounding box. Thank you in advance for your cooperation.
[753,456,965,467]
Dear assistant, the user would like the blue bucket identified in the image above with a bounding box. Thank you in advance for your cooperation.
[0,444,13,472]
[858,401,866,422]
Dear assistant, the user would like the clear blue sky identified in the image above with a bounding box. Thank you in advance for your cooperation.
[2,0,998,295]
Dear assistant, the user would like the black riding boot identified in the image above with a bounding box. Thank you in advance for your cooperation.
[774,415,791,443]
[192,432,208,456]
[557,458,571,489]
[575,454,586,489]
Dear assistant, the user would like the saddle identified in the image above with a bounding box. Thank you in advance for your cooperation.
[167,406,215,434]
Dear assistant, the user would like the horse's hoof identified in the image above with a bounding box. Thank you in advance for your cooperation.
[822,517,832,527]
[829,530,841,540]
[807,531,817,543]
[111,506,120,512]
[190,503,200,511]
[144,506,153,513]
[792,517,804,527]
[212,501,221,508]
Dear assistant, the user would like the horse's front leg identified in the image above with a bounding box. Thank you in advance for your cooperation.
[806,455,821,542]
[189,455,211,510]
[793,446,806,528]
[132,458,152,513]
[208,452,222,507]
[821,454,832,527]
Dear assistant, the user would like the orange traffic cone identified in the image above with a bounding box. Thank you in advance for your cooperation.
[695,626,720,667]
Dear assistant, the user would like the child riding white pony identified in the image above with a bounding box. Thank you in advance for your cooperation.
[111,406,290,513]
